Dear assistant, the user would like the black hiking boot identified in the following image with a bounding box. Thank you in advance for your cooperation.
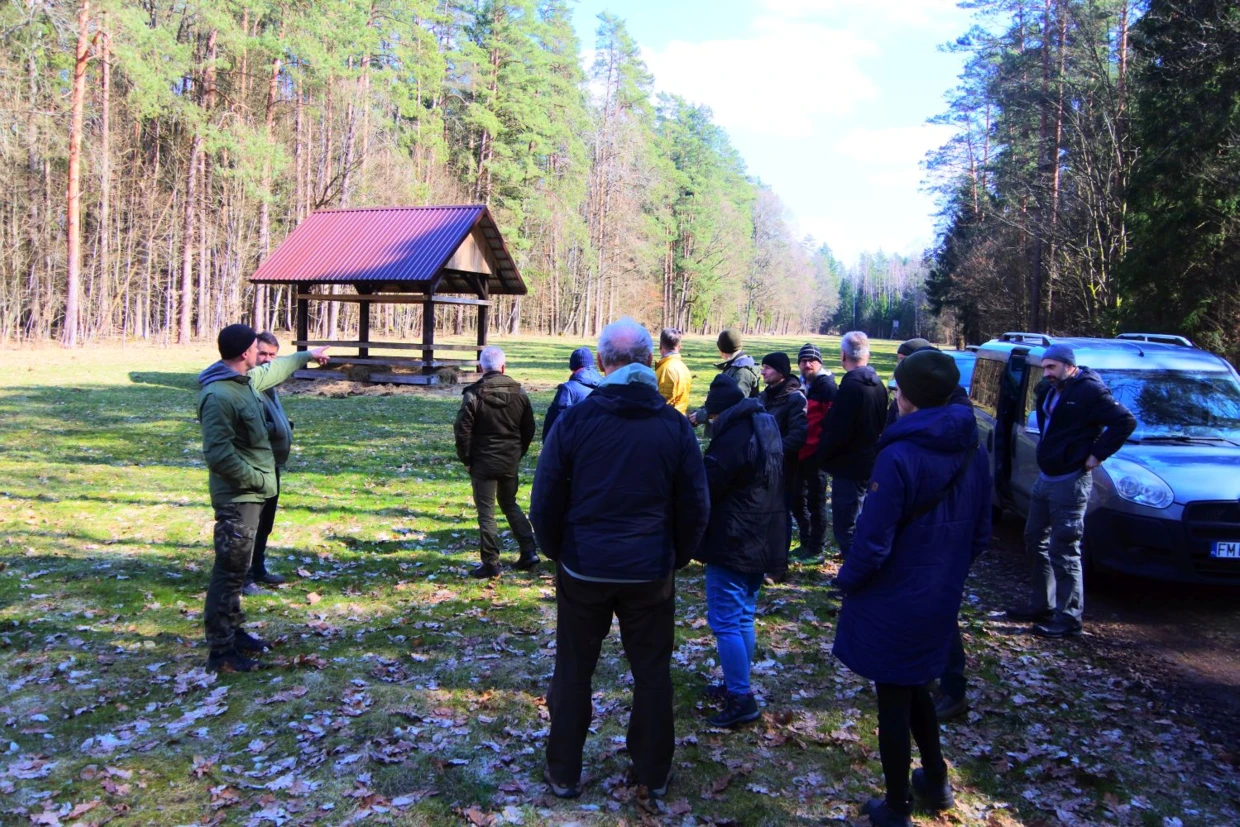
[514,552,540,571]
[911,767,955,811]
[708,692,760,728]
[206,649,263,673]
[235,629,271,653]
[469,562,501,579]
[861,798,913,827]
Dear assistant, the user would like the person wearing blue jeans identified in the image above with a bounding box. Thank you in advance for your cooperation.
[695,374,787,728]
[831,476,869,557]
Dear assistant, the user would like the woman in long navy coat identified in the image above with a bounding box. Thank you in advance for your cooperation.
[832,350,992,827]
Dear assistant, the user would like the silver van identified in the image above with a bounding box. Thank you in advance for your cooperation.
[971,332,1240,584]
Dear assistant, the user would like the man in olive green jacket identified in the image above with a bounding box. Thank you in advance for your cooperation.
[196,323,327,672]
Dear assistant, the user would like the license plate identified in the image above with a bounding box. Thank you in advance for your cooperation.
[1212,541,1240,559]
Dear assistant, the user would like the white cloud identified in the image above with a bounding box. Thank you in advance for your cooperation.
[643,18,879,138]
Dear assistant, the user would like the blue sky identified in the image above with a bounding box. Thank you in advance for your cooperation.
[569,0,975,265]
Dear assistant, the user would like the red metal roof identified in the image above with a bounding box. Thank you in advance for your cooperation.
[250,205,526,295]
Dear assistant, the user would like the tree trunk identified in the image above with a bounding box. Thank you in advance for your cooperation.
[63,0,92,348]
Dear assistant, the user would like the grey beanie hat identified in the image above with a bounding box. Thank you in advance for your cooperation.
[1042,343,1076,366]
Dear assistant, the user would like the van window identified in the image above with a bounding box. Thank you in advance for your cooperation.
[1094,369,1240,442]
[970,357,1005,417]
[1024,371,1044,424]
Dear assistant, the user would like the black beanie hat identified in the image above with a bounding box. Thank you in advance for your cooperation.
[762,352,791,378]
[704,373,745,415]
[798,342,822,363]
[897,337,934,357]
[894,349,960,409]
[716,329,743,354]
[218,323,257,360]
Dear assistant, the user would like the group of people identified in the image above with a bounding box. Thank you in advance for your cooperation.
[195,318,1135,827]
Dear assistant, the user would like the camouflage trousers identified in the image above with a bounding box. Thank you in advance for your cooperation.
[204,501,262,652]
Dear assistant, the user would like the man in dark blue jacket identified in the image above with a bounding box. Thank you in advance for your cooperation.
[696,374,785,728]
[531,317,710,801]
[833,349,991,827]
[817,331,889,557]
[542,347,603,440]
[758,352,807,561]
[1005,344,1136,638]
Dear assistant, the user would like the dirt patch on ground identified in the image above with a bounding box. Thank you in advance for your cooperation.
[979,515,1240,745]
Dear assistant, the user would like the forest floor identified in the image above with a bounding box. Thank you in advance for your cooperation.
[1,335,1238,826]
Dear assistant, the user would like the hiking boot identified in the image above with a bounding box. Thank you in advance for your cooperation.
[514,553,540,571]
[861,797,913,827]
[708,692,760,728]
[789,545,822,561]
[469,563,501,579]
[911,767,954,811]
[1033,617,1082,638]
[255,570,286,586]
[1004,604,1052,623]
[206,649,262,673]
[933,692,968,722]
[625,766,673,798]
[235,629,271,653]
[242,580,262,597]
[542,766,580,799]
[701,681,729,702]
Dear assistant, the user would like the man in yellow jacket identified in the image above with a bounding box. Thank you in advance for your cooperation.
[655,328,692,414]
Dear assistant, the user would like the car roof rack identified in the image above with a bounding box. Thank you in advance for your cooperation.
[999,332,1052,346]
[1116,332,1195,347]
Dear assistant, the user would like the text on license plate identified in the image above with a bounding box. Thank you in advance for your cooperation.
[1212,541,1240,559]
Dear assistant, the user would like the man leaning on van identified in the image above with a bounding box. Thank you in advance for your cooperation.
[1005,343,1135,638]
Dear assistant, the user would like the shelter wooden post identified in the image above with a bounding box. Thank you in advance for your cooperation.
[476,282,489,372]
[296,293,309,352]
[357,285,373,358]
[422,296,435,375]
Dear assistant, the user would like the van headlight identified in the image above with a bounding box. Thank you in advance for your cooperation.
[1102,456,1175,509]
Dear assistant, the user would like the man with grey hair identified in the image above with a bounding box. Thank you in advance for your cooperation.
[454,346,538,578]
[816,331,888,557]
[532,316,710,800]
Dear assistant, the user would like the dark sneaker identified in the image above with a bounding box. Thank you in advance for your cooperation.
[789,546,821,561]
[861,797,914,827]
[235,629,271,653]
[206,649,262,673]
[708,692,760,728]
[1033,617,1082,638]
[911,768,954,811]
[933,692,968,722]
[469,563,501,579]
[255,570,286,586]
[514,554,540,571]
[242,581,262,597]
[1004,605,1053,623]
[542,766,580,799]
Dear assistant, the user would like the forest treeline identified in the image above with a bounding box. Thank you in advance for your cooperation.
[926,0,1240,359]
[1,0,842,347]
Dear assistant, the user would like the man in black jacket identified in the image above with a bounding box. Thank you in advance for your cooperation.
[758,352,808,559]
[531,317,710,800]
[817,331,889,558]
[1006,344,1135,637]
[454,346,539,579]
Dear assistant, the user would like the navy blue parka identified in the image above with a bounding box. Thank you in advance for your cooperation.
[832,400,991,685]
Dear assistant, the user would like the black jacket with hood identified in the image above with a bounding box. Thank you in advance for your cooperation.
[454,372,536,478]
[1034,367,1136,476]
[695,398,787,577]
[758,377,808,465]
[816,365,889,480]
[530,369,710,581]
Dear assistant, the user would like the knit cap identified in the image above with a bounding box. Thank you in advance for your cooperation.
[897,337,934,357]
[218,324,257,360]
[762,352,792,378]
[716,329,743,354]
[893,349,960,409]
[569,347,595,371]
[704,373,745,415]
[1042,343,1076,366]
[797,342,822,363]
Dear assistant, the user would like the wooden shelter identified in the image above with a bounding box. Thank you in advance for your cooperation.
[250,205,526,384]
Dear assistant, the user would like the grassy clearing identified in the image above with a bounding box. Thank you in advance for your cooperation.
[0,335,1235,826]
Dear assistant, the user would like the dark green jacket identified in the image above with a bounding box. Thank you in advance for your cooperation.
[197,352,312,505]
[454,372,535,479]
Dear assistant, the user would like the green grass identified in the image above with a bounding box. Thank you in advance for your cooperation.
[0,334,1234,825]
